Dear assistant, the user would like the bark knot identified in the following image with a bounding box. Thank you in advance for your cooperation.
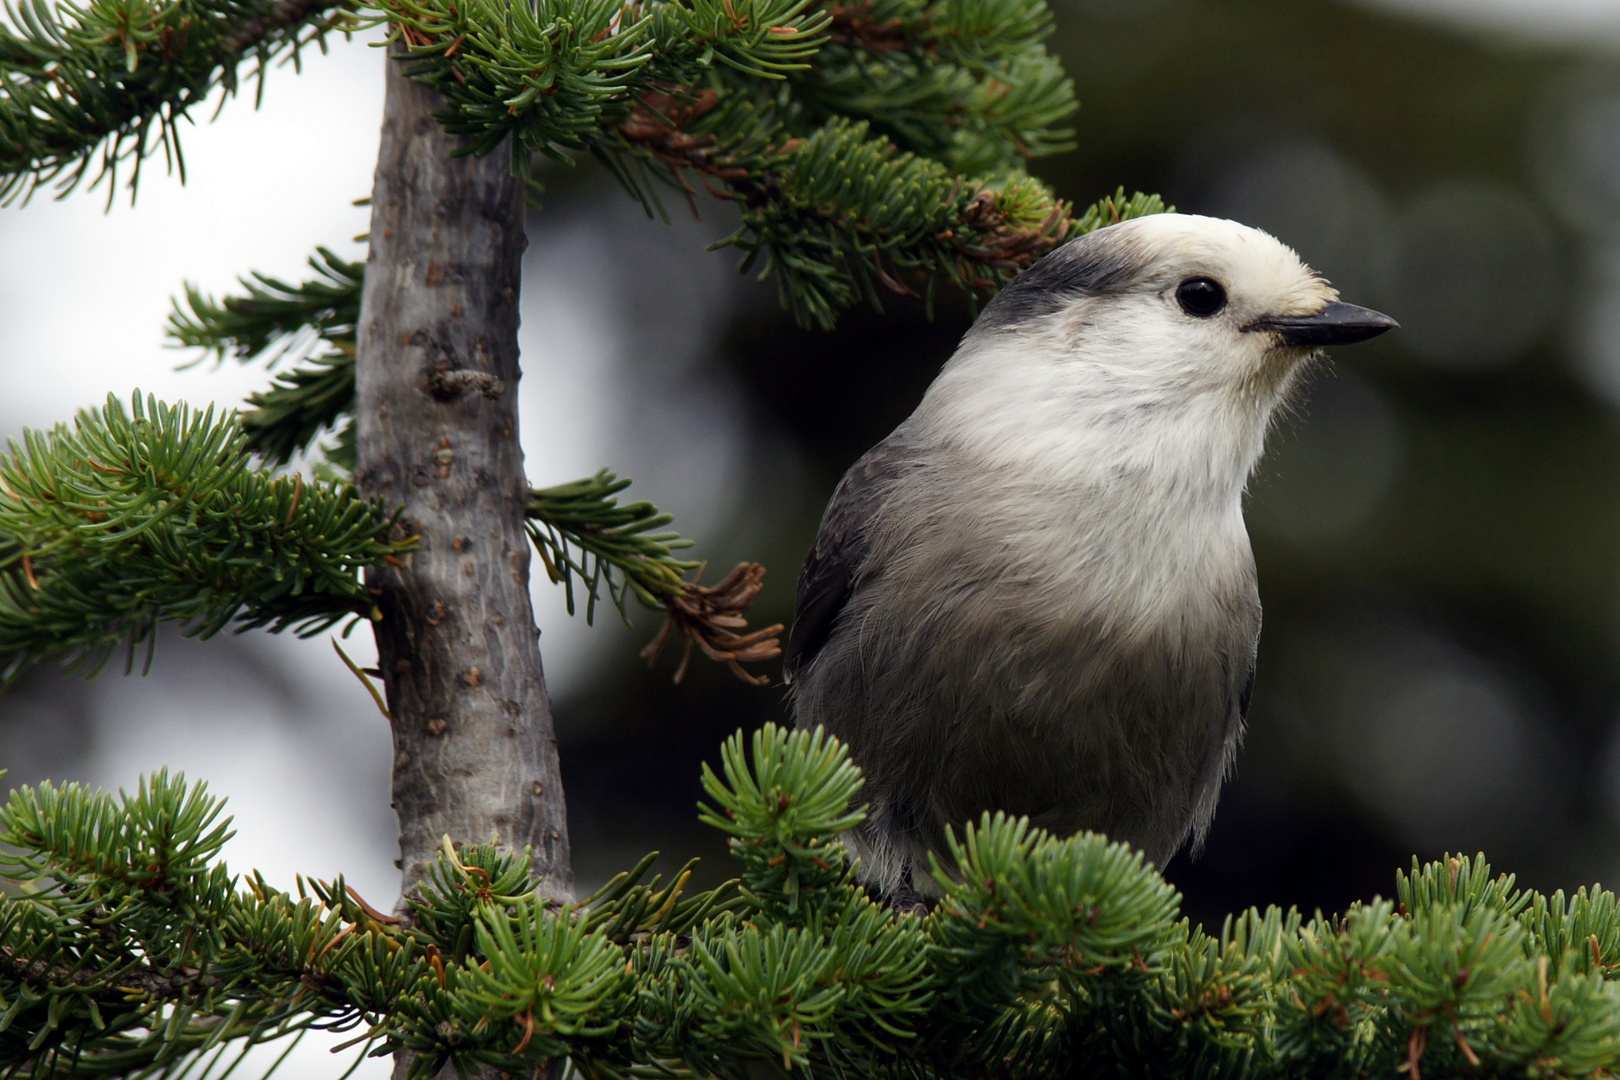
[430,368,506,401]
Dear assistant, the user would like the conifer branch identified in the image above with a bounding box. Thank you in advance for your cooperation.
[170,246,360,368]
[372,0,832,160]
[169,247,362,466]
[367,0,1092,326]
[0,0,351,203]
[8,726,1620,1079]
[608,86,1163,324]
[790,0,1078,176]
[172,268,786,682]
[0,392,408,684]
[528,470,783,685]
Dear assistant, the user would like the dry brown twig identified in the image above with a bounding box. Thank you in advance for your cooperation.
[618,87,1071,292]
[618,88,747,210]
[957,188,1070,266]
[641,562,785,685]
[826,1,911,54]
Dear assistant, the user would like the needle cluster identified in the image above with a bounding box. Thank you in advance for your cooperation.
[0,392,408,684]
[5,725,1620,1079]
[169,247,363,470]
[2,0,1086,324]
[0,0,349,203]
[378,0,1085,325]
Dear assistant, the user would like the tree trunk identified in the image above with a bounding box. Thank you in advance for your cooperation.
[355,57,573,916]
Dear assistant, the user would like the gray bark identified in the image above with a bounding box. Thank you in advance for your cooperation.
[355,57,573,916]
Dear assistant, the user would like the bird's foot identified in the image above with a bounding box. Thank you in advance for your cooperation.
[890,891,931,917]
[889,864,933,917]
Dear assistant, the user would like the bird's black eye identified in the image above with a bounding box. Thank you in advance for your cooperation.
[1176,277,1227,317]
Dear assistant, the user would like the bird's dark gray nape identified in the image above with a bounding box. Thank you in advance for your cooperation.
[971,228,1153,334]
[1248,301,1398,347]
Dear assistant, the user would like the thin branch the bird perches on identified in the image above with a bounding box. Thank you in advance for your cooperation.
[640,562,784,686]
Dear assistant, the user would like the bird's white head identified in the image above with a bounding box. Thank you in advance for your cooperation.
[919,213,1396,497]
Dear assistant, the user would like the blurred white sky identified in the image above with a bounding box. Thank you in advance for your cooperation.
[1352,0,1620,43]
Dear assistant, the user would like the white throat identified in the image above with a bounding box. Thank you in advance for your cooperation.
[914,312,1294,518]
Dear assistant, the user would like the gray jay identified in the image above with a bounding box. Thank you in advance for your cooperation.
[784,213,1396,900]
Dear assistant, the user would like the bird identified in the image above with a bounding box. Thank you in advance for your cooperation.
[784,213,1396,905]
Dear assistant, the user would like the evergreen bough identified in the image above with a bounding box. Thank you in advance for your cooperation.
[0,392,407,685]
[5,725,1620,1079]
[1,0,1090,321]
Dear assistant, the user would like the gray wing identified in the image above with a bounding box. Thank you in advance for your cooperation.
[784,436,916,682]
[1188,603,1260,857]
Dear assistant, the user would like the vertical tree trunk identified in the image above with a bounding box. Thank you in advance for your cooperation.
[355,57,573,917]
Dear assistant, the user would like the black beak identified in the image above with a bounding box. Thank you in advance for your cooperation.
[1247,302,1399,347]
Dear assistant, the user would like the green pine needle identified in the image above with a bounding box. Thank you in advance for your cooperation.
[0,391,410,684]
[169,247,362,367]
[0,0,352,204]
[790,0,1078,174]
[9,729,1620,1078]
[526,469,696,625]
[168,247,363,466]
